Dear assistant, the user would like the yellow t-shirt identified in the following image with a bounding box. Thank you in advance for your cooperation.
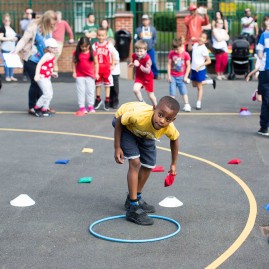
[115,102,179,141]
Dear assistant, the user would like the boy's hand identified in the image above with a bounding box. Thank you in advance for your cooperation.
[128,62,134,68]
[167,76,171,83]
[191,37,196,42]
[184,77,190,83]
[114,147,124,164]
[168,164,177,176]
[72,72,77,78]
[245,75,250,82]
[133,60,140,67]
[96,73,100,80]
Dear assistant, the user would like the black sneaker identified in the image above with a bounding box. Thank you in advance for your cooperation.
[94,99,103,110]
[124,195,156,213]
[104,101,110,111]
[126,205,154,225]
[28,108,42,117]
[257,128,269,136]
[41,110,52,117]
[213,79,216,89]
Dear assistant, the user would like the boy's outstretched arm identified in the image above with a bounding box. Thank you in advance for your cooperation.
[169,138,179,175]
[114,116,125,164]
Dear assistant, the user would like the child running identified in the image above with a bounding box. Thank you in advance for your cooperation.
[92,28,115,111]
[33,38,58,117]
[167,36,191,112]
[113,96,180,225]
[129,40,157,107]
[72,36,99,115]
[188,32,216,110]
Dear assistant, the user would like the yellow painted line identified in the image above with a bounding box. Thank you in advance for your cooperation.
[0,128,114,141]
[0,111,260,116]
[0,128,257,268]
[158,146,257,269]
[0,111,114,115]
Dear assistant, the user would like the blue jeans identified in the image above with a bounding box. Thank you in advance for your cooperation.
[169,75,187,96]
[1,49,14,78]
[147,48,158,78]
[258,70,269,129]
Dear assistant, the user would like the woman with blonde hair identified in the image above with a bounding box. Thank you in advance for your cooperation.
[14,10,57,116]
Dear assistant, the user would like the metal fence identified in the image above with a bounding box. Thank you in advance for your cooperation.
[1,0,269,74]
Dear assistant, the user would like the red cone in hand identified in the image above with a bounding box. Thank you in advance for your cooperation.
[164,173,175,187]
[228,159,241,164]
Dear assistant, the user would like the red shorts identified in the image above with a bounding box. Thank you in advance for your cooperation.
[96,71,113,86]
[134,78,154,92]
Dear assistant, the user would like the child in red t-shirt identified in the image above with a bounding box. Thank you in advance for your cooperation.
[72,36,99,115]
[129,40,157,107]
[167,37,191,112]
[92,28,115,111]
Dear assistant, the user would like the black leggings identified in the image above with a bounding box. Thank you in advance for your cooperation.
[24,60,42,109]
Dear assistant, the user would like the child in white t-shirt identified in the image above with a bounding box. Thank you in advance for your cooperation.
[107,37,120,109]
[245,54,266,102]
[188,32,216,110]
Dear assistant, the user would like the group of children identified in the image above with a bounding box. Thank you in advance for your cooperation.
[15,24,269,226]
[130,31,216,112]
[32,28,218,118]
[32,27,120,117]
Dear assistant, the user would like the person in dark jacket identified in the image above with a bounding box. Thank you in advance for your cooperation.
[134,14,159,79]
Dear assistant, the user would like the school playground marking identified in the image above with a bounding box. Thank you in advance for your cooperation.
[0,111,260,116]
[0,128,257,269]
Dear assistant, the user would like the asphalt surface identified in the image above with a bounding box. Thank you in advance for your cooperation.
[0,74,268,269]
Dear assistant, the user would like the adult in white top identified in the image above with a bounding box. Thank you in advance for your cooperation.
[241,8,258,53]
[241,9,258,36]
[0,13,18,81]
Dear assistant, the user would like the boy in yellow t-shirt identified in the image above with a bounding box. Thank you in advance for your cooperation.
[113,96,180,225]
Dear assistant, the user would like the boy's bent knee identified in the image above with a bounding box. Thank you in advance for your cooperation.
[129,158,141,169]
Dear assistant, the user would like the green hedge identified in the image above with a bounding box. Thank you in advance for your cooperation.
[153,12,176,32]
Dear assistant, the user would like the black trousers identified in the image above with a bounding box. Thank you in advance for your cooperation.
[110,75,120,108]
[258,70,269,129]
[24,60,42,109]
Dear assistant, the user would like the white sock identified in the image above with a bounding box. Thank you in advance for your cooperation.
[206,79,213,85]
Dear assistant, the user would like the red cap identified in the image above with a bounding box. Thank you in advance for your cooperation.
[189,5,197,11]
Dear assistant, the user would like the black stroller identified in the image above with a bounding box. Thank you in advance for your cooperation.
[228,38,250,80]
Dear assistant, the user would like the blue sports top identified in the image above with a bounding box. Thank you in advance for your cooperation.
[257,30,269,70]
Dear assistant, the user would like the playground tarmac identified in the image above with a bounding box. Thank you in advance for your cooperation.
[0,74,269,269]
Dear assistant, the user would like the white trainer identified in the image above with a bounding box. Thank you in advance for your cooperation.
[183,103,191,112]
[196,101,202,110]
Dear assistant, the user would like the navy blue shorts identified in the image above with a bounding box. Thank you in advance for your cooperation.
[112,117,156,168]
[191,69,206,82]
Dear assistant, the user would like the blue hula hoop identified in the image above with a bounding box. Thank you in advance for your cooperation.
[89,214,181,243]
